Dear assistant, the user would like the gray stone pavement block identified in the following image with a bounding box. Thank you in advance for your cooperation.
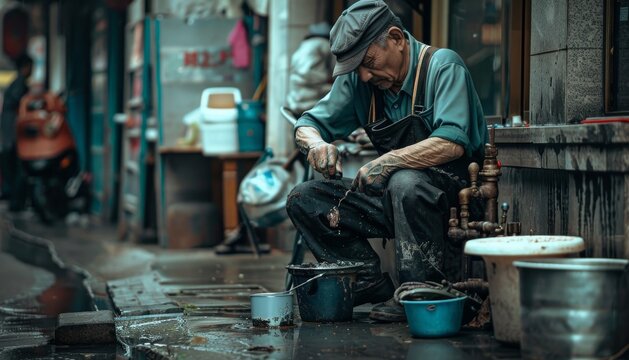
[55,310,115,345]
[108,272,181,316]
[118,304,182,317]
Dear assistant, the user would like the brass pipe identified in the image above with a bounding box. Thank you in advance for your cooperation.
[447,126,523,281]
[478,182,498,223]
[477,127,501,223]
[468,221,500,234]
[457,162,480,229]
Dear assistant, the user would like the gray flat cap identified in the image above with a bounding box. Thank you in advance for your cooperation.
[330,0,396,77]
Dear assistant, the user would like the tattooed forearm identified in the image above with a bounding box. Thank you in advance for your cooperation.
[386,137,464,170]
[352,137,464,195]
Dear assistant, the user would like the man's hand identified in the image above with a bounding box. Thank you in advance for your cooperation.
[307,141,343,179]
[352,154,395,196]
[296,126,343,179]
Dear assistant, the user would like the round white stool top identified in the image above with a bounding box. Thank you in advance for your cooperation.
[464,235,585,257]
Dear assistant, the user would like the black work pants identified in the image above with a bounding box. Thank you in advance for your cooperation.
[286,168,466,285]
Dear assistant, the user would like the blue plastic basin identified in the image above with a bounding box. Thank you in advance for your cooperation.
[401,296,467,338]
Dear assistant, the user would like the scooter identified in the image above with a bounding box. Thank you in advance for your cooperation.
[15,91,86,223]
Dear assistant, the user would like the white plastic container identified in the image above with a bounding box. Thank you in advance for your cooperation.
[198,87,241,154]
[200,122,238,154]
[464,235,585,344]
[200,87,241,123]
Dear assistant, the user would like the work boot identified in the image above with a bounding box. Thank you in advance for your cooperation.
[369,298,406,322]
[353,273,395,307]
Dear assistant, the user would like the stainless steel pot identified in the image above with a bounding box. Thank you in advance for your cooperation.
[250,292,293,327]
[514,258,629,359]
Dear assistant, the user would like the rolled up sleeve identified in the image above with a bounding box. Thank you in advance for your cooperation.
[429,63,474,156]
[294,74,361,143]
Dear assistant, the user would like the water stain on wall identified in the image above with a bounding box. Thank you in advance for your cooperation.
[500,168,622,258]
[574,172,619,257]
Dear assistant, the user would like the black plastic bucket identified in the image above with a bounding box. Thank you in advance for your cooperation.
[286,262,363,322]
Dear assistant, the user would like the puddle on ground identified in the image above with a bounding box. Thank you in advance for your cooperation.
[0,234,121,359]
[0,271,120,359]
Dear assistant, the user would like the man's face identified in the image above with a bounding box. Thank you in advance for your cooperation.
[355,29,406,91]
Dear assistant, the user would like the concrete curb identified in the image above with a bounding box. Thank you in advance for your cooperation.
[0,218,99,311]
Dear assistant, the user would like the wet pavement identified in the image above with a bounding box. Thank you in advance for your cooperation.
[0,229,117,359]
[115,309,521,360]
[0,207,524,359]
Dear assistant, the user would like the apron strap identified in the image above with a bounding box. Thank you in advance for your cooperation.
[410,45,429,109]
[413,46,438,114]
[369,87,386,124]
[370,93,376,123]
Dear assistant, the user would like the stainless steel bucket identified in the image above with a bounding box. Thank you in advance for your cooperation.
[514,258,629,359]
[250,292,293,327]
[464,235,585,343]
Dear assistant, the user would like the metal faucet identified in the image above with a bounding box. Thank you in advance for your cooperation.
[448,127,522,243]
[447,127,522,280]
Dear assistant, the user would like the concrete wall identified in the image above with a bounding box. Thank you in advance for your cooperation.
[495,124,629,259]
[529,0,604,124]
[489,0,629,260]
[502,167,625,258]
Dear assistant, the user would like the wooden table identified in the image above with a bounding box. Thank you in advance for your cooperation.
[159,147,262,247]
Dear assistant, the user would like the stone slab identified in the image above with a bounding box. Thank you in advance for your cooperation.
[55,310,115,345]
[531,0,567,55]
[530,51,567,125]
[495,123,629,144]
[108,273,181,316]
[566,48,604,123]
[497,144,629,172]
[567,0,604,49]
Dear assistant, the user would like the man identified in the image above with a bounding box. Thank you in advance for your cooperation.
[286,21,334,116]
[286,0,488,322]
[1,54,32,211]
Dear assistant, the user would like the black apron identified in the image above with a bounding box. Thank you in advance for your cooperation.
[363,46,475,181]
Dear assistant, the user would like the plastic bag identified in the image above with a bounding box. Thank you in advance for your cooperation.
[238,155,304,228]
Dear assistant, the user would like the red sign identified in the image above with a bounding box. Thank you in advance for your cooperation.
[183,50,231,68]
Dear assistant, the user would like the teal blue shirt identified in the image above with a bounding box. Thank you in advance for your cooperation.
[295,32,488,158]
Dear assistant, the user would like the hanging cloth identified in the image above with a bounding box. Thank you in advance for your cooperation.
[228,19,251,69]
